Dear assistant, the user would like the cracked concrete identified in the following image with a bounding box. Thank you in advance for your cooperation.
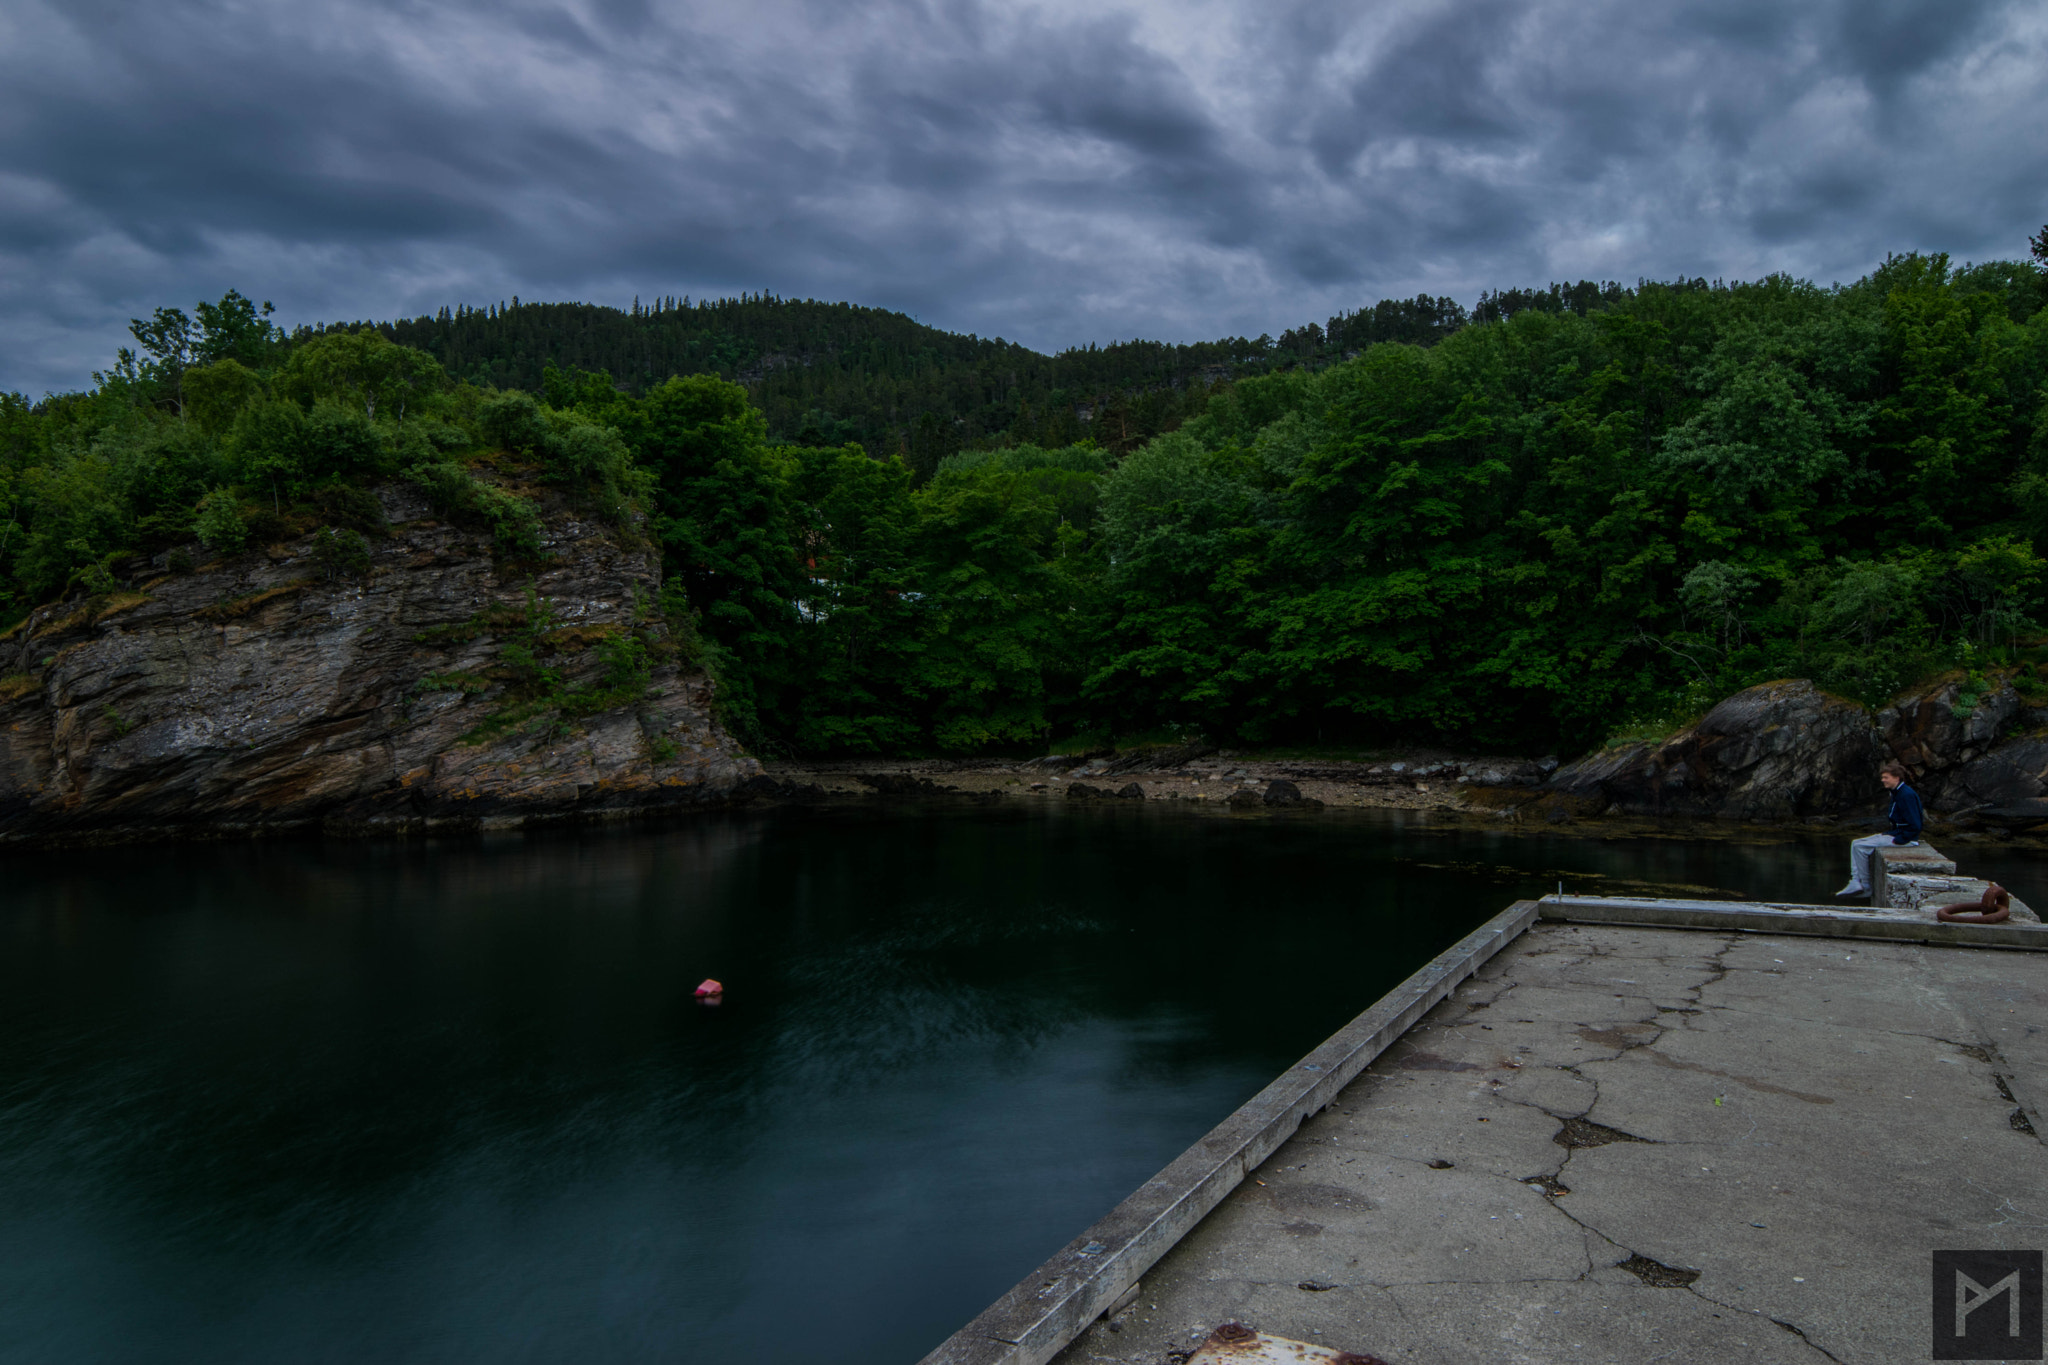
[1051,923,2048,1365]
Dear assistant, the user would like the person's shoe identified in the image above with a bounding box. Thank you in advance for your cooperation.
[1835,882,1867,897]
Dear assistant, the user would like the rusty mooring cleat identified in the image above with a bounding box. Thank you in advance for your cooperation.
[1187,1321,1389,1364]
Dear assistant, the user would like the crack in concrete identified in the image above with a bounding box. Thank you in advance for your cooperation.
[1499,945,1859,1359]
[1634,1044,1837,1104]
[1767,1314,1848,1363]
[1680,1282,1847,1364]
[1531,1074,1625,1285]
[1688,936,1740,1003]
[1946,1007,2048,1148]
[1531,1174,1849,1365]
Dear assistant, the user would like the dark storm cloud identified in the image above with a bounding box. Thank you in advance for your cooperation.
[2,0,2043,393]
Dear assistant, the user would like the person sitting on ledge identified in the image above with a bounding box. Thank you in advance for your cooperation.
[1836,762,1923,898]
[1938,883,2012,925]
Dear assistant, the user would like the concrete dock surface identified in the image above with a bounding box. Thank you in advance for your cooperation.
[1052,922,2048,1365]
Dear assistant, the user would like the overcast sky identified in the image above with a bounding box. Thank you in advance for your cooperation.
[2,0,2044,394]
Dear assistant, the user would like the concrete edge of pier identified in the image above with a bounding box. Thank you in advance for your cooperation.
[916,899,1542,1365]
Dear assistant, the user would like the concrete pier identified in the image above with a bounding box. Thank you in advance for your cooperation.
[1049,914,2048,1364]
[919,836,2048,1365]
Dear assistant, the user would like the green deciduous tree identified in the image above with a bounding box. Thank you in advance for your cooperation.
[278,331,445,422]
[634,375,804,738]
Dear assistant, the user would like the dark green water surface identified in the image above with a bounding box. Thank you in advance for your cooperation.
[0,805,2021,1364]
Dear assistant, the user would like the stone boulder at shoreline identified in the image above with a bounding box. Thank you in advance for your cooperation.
[1547,679,1885,820]
[1538,672,2048,825]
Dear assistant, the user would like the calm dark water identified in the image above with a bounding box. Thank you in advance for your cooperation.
[0,805,2017,1364]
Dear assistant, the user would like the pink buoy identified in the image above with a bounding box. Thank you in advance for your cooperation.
[694,978,724,997]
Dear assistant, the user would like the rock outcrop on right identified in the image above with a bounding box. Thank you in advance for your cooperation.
[1940,740,2048,821]
[1878,677,2024,806]
[1547,680,1884,820]
[1541,675,2048,826]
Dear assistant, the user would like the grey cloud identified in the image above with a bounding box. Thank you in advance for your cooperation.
[1,0,2044,394]
[1834,0,2003,87]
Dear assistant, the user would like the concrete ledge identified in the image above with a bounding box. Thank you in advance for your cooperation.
[1539,894,2048,950]
[915,900,1542,1365]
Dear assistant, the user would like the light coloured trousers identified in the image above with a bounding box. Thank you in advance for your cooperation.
[1848,832,1913,892]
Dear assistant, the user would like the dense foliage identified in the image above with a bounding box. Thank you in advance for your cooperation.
[7,250,2048,758]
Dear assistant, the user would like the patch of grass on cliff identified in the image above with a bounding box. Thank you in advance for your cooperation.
[33,589,156,638]
[407,460,546,559]
[1603,678,1724,748]
[198,583,306,622]
[457,586,655,746]
[413,601,534,647]
[414,671,490,695]
[2013,666,2048,710]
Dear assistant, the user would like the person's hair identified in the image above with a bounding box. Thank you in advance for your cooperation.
[1880,762,1908,780]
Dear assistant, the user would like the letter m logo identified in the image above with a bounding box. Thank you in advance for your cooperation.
[1934,1250,2043,1359]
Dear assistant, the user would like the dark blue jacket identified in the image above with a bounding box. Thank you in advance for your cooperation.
[1888,782,1924,844]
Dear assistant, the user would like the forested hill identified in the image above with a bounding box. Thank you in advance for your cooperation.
[12,248,2048,762]
[305,290,1477,470]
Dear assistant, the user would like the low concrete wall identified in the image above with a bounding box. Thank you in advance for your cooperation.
[916,900,1542,1365]
[1538,893,2048,949]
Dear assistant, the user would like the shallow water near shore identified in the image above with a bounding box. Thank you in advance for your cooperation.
[0,805,2031,1364]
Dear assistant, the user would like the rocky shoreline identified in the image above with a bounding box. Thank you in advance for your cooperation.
[758,675,2048,852]
[8,512,2045,858]
[759,747,1551,815]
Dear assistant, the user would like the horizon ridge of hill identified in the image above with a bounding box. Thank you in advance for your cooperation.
[299,285,1579,465]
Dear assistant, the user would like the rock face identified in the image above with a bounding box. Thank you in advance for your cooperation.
[1548,680,1885,820]
[1879,678,2033,812]
[1541,672,2048,824]
[1943,743,2048,815]
[0,482,758,844]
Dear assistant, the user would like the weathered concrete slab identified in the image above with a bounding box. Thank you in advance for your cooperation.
[1873,842,1957,907]
[1052,922,2048,1365]
[915,902,1540,1365]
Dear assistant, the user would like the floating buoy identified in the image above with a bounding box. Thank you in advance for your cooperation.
[694,978,724,997]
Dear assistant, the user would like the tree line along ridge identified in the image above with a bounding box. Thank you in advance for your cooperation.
[3,243,2047,758]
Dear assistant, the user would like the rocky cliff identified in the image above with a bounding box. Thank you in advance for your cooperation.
[1540,675,2048,828]
[1542,680,1884,820]
[0,482,758,845]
